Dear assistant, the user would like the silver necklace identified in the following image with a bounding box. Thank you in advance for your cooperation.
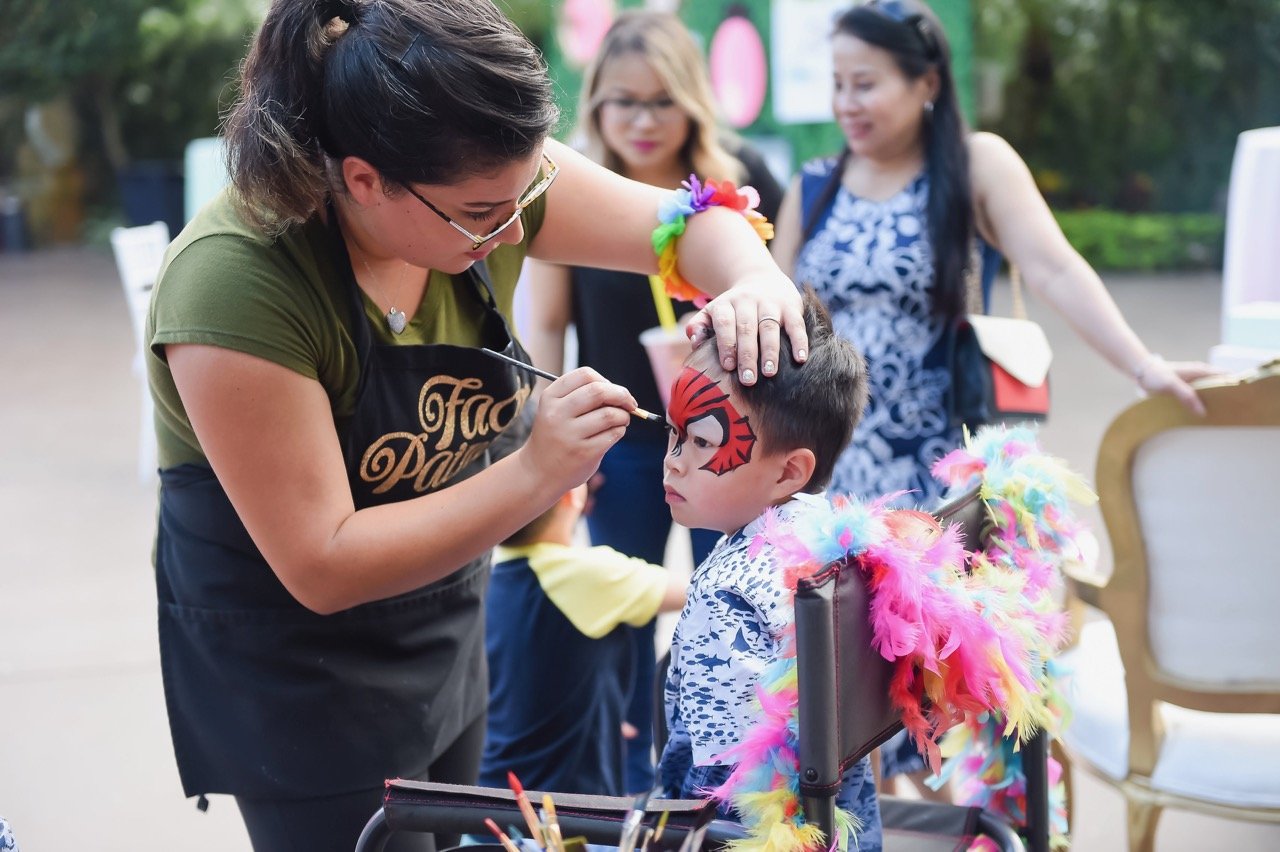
[358,256,411,334]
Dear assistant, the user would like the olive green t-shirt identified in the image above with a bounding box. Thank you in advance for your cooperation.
[147,189,546,470]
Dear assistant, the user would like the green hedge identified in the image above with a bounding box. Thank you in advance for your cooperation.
[1054,210,1225,271]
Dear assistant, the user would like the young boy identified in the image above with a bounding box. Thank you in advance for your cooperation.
[480,480,686,796]
[658,289,881,848]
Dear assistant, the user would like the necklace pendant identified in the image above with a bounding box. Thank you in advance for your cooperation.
[386,307,408,335]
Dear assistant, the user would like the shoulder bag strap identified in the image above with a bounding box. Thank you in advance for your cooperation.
[1009,265,1028,320]
[964,241,985,315]
[966,244,1027,320]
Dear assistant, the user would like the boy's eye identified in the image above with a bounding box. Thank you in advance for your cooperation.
[692,436,712,449]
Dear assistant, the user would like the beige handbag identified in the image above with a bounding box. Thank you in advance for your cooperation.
[948,260,1053,428]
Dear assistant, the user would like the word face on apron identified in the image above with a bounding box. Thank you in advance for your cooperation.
[340,254,532,506]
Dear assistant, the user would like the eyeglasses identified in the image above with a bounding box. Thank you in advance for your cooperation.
[600,96,683,125]
[402,153,560,250]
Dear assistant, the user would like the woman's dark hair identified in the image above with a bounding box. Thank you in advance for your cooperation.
[224,0,559,231]
[804,0,973,318]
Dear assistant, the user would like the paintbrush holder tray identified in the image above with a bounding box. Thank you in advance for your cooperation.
[379,780,732,850]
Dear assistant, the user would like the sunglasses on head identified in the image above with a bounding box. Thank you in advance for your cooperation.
[864,0,941,60]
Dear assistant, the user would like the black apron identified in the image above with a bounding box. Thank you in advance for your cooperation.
[155,222,532,800]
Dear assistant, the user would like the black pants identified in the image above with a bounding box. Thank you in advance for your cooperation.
[235,714,487,852]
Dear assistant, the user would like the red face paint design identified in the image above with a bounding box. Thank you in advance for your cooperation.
[667,367,757,475]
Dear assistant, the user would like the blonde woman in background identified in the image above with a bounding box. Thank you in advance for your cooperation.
[522,10,783,794]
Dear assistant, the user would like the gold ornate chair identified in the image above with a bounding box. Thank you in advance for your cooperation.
[1061,360,1280,852]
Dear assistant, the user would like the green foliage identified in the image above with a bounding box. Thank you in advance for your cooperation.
[1055,210,1225,271]
[498,0,554,50]
[117,2,258,161]
[977,0,1280,213]
[0,0,153,99]
[1,0,261,169]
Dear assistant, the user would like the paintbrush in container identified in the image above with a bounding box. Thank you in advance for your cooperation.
[506,771,544,850]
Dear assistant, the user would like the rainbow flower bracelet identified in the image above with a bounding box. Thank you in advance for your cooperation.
[651,175,775,304]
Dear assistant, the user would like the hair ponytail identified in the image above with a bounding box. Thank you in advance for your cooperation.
[223,0,558,233]
[223,0,352,230]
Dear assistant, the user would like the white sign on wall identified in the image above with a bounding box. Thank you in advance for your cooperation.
[770,0,845,125]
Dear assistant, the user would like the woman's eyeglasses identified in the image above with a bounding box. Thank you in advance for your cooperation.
[402,153,560,250]
[600,96,683,125]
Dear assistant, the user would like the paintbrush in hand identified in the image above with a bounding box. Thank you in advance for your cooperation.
[479,348,665,424]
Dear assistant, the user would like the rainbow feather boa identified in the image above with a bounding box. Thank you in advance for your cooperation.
[708,426,1093,852]
[926,427,1095,849]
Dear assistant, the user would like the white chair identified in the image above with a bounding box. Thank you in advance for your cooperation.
[110,221,170,481]
[1061,360,1280,851]
[1210,127,1280,371]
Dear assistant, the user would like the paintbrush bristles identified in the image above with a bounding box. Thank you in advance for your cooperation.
[507,771,545,850]
[541,794,565,852]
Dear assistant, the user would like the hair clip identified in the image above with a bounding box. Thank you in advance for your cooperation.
[398,32,423,66]
[904,14,941,60]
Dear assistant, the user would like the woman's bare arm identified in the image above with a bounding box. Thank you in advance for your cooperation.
[521,258,572,397]
[970,131,1215,413]
[531,139,807,383]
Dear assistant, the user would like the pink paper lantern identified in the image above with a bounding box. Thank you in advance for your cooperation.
[709,14,767,129]
[557,0,617,69]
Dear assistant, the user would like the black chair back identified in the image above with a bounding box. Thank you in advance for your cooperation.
[793,485,1002,843]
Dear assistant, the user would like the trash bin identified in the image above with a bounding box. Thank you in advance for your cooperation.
[0,195,30,253]
[118,161,185,239]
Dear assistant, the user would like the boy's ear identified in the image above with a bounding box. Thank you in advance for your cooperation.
[773,447,816,499]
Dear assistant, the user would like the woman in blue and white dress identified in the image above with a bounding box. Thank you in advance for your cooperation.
[769,0,1215,795]
[792,165,957,506]
[771,0,1213,513]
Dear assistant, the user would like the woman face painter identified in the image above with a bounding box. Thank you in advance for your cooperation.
[145,1,805,849]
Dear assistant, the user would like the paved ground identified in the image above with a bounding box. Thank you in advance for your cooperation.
[1,247,1276,850]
